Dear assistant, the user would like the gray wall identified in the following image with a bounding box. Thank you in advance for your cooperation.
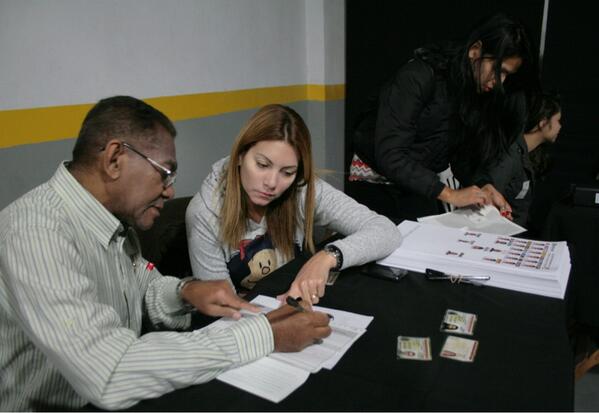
[0,100,345,209]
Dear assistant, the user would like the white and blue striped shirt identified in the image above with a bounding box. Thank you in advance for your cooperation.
[0,163,273,411]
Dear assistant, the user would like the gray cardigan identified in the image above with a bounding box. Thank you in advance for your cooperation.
[185,157,402,288]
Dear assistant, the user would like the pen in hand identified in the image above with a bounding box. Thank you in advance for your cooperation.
[286,296,332,344]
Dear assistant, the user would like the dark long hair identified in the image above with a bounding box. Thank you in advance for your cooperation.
[527,93,562,175]
[450,13,539,181]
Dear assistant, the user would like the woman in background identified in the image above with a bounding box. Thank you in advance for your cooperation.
[186,104,402,305]
[472,93,562,227]
[348,12,539,222]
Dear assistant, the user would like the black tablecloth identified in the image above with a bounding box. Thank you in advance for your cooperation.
[545,200,599,328]
[122,255,573,411]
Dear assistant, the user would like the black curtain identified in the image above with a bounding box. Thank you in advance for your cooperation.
[345,0,599,231]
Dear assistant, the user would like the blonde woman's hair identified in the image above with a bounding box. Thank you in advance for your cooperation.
[219,104,316,259]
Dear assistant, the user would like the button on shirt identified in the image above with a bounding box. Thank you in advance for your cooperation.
[0,162,273,411]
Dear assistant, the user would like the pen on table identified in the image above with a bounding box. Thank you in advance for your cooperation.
[425,268,490,286]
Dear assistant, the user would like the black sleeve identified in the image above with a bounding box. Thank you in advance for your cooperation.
[374,60,446,199]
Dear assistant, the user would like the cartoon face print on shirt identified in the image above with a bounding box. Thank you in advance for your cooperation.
[226,233,302,290]
[226,234,277,290]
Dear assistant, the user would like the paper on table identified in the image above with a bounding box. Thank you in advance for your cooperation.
[214,295,373,402]
[252,295,372,372]
[418,204,526,236]
[217,357,309,403]
[378,220,571,298]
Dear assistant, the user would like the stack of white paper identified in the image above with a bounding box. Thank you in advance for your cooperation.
[418,205,527,236]
[210,295,373,403]
[378,221,570,299]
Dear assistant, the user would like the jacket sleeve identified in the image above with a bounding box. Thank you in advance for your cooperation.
[375,60,446,199]
[473,142,520,192]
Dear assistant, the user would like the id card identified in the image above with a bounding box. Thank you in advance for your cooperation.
[440,336,478,362]
[440,309,477,335]
[397,336,432,361]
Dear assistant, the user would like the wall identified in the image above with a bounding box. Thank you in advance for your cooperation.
[0,0,345,208]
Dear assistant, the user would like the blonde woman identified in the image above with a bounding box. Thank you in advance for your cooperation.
[186,104,402,305]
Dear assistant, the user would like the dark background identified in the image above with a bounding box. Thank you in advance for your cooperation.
[345,0,599,232]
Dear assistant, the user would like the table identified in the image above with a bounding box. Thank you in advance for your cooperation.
[124,254,573,411]
[545,200,599,328]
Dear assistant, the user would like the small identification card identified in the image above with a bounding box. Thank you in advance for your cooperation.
[397,336,432,361]
[440,309,477,335]
[440,336,479,362]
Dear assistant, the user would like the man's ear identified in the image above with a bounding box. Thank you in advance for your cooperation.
[468,40,483,61]
[102,139,125,180]
[539,118,548,130]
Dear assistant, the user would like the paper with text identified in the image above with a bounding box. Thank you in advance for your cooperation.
[214,295,373,402]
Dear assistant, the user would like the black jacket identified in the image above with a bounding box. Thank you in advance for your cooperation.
[476,135,534,227]
[353,57,452,199]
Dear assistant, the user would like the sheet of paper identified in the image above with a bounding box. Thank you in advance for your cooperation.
[212,295,373,402]
[418,205,526,236]
[250,295,373,371]
[217,356,309,403]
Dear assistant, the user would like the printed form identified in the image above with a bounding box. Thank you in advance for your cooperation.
[207,295,373,403]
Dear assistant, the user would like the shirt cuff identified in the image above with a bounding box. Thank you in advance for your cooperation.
[228,314,274,363]
[162,276,185,313]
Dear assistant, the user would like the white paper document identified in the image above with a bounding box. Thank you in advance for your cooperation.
[378,220,571,299]
[418,205,527,236]
[212,295,373,403]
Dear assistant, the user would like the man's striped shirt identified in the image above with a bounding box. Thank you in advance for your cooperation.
[0,163,273,411]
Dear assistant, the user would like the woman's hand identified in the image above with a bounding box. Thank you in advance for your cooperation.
[277,251,336,308]
[481,184,513,220]
[438,185,490,208]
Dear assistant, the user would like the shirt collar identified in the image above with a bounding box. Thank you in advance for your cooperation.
[49,162,124,249]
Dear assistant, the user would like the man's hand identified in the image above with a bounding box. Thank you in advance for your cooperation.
[276,250,335,308]
[266,304,332,352]
[438,185,491,208]
[481,184,513,220]
[180,279,260,319]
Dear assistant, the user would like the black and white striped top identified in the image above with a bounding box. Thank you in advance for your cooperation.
[0,163,273,411]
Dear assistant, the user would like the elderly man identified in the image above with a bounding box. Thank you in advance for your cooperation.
[0,96,331,411]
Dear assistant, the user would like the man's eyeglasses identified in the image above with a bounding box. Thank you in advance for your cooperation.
[122,142,176,188]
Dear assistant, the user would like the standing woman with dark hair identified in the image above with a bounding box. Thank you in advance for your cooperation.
[186,104,402,305]
[348,12,539,222]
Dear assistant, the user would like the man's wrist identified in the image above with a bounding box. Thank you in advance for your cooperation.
[176,276,197,312]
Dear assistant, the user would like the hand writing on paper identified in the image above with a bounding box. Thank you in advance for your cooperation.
[266,303,331,352]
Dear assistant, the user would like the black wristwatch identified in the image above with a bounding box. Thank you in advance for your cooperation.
[323,244,343,271]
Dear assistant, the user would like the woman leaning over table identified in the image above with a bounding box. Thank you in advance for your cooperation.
[186,104,402,305]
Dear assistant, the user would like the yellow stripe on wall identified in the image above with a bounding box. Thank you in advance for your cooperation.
[0,83,345,149]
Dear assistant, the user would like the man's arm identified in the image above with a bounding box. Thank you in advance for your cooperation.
[1,227,274,410]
